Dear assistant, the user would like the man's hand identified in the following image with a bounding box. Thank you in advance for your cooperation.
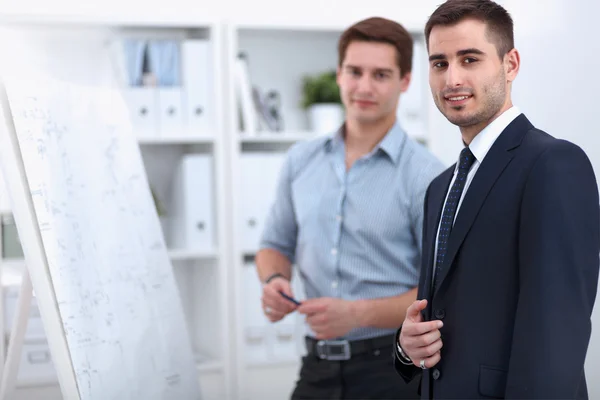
[261,277,298,322]
[297,297,358,339]
[399,299,443,369]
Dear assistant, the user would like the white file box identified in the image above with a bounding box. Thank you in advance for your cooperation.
[122,87,159,139]
[242,263,269,329]
[18,339,58,385]
[397,40,427,141]
[239,153,286,252]
[270,321,297,361]
[4,285,46,341]
[181,40,213,137]
[242,263,270,363]
[157,87,184,137]
[168,154,215,251]
[0,171,10,213]
[245,327,270,364]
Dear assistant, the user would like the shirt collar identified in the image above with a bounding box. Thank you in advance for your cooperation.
[377,122,406,164]
[465,106,521,166]
[324,121,407,165]
[326,125,345,152]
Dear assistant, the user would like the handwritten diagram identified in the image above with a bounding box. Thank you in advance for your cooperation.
[3,78,201,399]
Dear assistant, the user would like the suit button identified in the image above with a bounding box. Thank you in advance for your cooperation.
[434,309,445,319]
[432,369,441,380]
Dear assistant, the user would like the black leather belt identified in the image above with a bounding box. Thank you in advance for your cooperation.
[305,334,395,361]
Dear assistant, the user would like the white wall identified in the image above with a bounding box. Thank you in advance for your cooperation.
[509,0,600,176]
[506,0,600,395]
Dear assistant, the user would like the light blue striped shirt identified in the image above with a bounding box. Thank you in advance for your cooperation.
[259,122,445,340]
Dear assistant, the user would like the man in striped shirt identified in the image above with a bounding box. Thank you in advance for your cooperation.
[256,16,445,399]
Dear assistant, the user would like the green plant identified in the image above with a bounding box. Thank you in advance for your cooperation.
[151,187,167,217]
[301,70,342,109]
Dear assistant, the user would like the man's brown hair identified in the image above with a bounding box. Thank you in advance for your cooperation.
[338,17,413,78]
[425,0,514,58]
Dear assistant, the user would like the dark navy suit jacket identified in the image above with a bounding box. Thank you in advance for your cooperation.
[394,114,600,399]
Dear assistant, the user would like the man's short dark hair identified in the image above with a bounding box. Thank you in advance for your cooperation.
[425,0,514,58]
[338,17,413,78]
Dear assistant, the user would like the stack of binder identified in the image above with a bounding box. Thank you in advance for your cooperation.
[109,38,214,139]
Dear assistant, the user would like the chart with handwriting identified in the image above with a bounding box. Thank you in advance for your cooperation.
[2,77,201,399]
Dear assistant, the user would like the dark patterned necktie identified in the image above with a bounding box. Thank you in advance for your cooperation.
[433,147,476,291]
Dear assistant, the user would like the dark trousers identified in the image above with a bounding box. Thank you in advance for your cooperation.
[291,344,420,399]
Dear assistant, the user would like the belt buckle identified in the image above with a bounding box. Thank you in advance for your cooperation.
[316,340,351,360]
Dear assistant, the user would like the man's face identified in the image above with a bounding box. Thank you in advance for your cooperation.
[428,18,518,131]
[337,41,410,125]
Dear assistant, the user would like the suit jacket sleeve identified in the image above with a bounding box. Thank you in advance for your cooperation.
[505,140,600,398]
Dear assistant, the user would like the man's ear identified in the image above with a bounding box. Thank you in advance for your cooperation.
[400,71,412,93]
[505,48,520,82]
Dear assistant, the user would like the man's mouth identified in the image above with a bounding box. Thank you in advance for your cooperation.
[354,99,376,106]
[444,94,472,105]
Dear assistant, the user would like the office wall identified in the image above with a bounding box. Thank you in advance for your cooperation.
[507,0,600,396]
[510,0,600,176]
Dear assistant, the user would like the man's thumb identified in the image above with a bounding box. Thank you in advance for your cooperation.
[275,279,292,294]
[407,299,427,321]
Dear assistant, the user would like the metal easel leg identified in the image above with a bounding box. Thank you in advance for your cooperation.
[0,268,32,400]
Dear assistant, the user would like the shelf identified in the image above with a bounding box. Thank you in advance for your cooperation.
[168,249,218,261]
[1,251,216,266]
[233,21,347,33]
[15,378,59,389]
[246,359,299,368]
[238,131,427,145]
[137,136,214,145]
[195,352,223,373]
[239,131,317,144]
[196,359,224,373]
[1,258,26,286]
[3,332,47,342]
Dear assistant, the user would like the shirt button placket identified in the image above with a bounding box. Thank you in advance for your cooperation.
[331,185,345,296]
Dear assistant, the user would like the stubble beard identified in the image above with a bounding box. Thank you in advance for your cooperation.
[435,69,507,129]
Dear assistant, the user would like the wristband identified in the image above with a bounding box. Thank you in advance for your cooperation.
[395,325,414,365]
[264,272,287,284]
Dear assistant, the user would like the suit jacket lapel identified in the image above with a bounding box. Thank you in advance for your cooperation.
[432,114,533,297]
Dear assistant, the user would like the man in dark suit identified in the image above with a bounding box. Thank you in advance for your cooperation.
[393,0,600,399]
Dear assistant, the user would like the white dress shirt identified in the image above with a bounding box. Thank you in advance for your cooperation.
[432,106,522,279]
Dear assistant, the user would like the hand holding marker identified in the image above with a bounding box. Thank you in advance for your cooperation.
[279,291,301,306]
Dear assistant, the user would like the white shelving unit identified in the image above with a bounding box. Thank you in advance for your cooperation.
[138,136,215,145]
[225,23,341,400]
[0,15,233,400]
[0,13,439,400]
